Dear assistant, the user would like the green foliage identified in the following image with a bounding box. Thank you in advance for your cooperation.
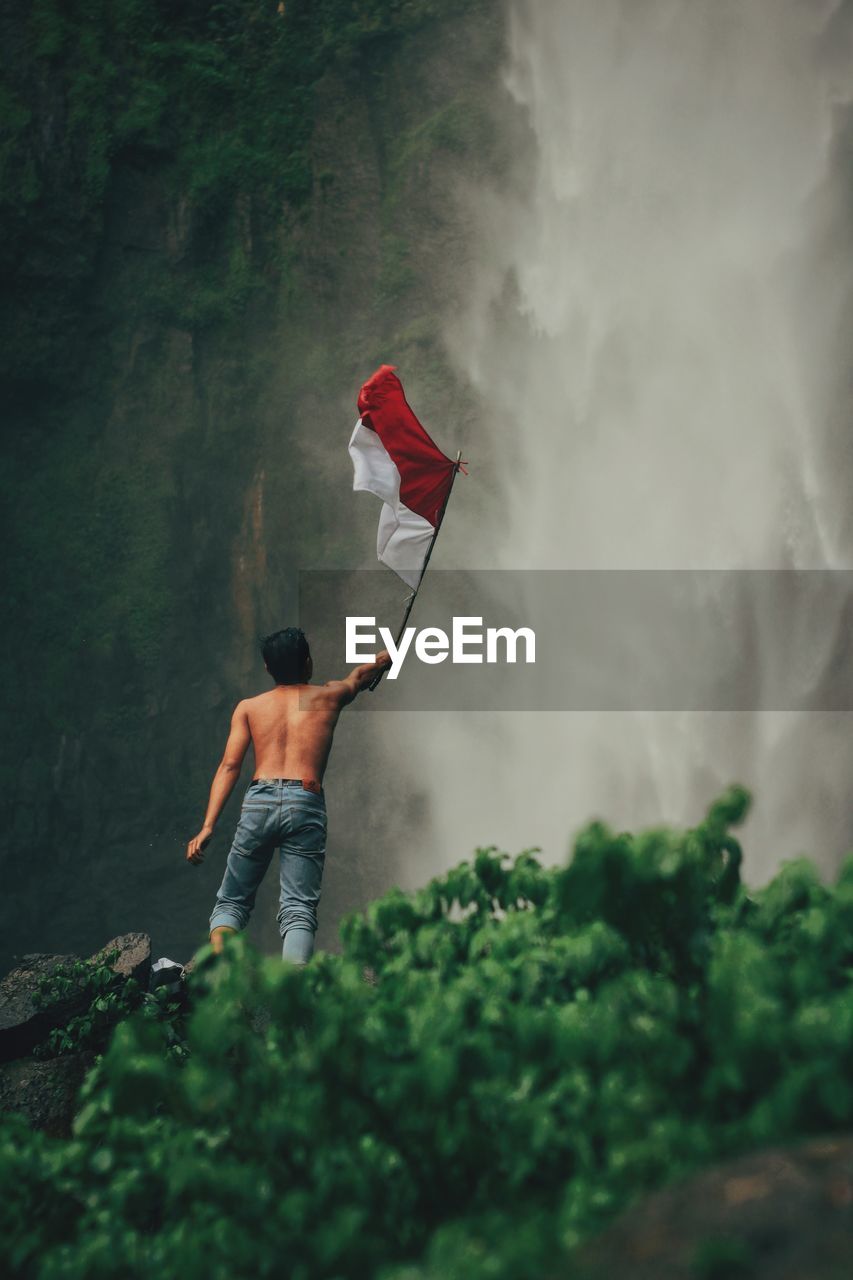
[0,0,482,388]
[691,1236,757,1280]
[31,949,140,1057]
[388,96,492,194]
[31,949,188,1062]
[0,0,489,723]
[2,790,853,1277]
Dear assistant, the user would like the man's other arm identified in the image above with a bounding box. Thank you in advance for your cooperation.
[325,649,392,705]
[186,702,251,865]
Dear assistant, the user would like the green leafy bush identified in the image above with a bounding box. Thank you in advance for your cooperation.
[2,787,853,1279]
[31,949,188,1063]
[31,950,141,1057]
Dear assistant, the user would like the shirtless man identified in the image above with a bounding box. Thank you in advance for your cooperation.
[186,627,390,962]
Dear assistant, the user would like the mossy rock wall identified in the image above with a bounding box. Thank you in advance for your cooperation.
[0,0,507,966]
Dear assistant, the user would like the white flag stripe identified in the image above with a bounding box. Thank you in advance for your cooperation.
[376,503,434,591]
[348,419,400,506]
[348,417,435,590]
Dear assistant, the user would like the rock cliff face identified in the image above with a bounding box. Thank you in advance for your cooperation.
[574,1135,853,1280]
[0,2,508,967]
[0,933,151,1136]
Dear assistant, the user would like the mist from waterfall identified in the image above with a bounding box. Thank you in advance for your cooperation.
[386,0,853,885]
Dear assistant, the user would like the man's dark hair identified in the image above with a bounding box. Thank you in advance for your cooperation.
[261,627,311,685]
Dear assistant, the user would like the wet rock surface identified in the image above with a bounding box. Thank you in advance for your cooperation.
[94,931,152,986]
[0,1052,95,1139]
[0,934,151,1064]
[0,953,80,1062]
[574,1135,853,1280]
[0,934,153,1133]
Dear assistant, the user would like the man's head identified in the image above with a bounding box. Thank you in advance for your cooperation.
[261,627,312,685]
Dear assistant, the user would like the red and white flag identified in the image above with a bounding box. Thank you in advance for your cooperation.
[349,365,459,589]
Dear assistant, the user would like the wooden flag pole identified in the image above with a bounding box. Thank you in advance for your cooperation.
[368,450,463,692]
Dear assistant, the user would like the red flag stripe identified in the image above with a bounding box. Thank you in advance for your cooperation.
[357,364,456,526]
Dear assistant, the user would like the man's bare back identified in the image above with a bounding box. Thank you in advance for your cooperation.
[241,680,361,783]
[186,648,391,866]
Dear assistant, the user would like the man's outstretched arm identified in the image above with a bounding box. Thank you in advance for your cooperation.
[186,702,251,865]
[326,649,391,705]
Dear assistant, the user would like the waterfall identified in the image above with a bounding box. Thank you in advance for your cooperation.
[386,0,853,883]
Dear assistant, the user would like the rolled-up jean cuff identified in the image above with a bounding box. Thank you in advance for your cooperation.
[209,909,246,932]
[282,926,315,964]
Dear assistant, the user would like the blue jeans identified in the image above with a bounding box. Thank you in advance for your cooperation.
[209,780,327,963]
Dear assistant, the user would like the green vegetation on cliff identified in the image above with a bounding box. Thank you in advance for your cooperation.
[2,789,853,1278]
[2,0,490,661]
[1,0,500,964]
[2,0,484,388]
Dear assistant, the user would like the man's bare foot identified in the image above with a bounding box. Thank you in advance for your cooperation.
[210,926,237,954]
